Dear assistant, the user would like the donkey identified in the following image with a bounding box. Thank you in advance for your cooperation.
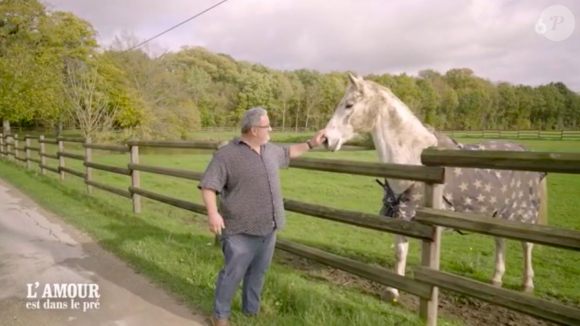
[321,73,548,302]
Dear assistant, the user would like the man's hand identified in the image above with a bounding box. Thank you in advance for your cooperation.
[308,129,326,147]
[289,129,327,158]
[208,211,225,235]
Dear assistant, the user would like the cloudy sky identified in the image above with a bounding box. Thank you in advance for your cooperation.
[43,0,580,91]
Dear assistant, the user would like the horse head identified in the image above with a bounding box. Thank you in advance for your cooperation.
[323,73,382,152]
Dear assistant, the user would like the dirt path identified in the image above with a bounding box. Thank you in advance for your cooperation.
[279,249,557,326]
[0,178,208,326]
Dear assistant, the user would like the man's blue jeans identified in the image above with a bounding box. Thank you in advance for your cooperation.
[213,230,277,319]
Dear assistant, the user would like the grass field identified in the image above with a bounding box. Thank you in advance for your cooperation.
[0,133,579,326]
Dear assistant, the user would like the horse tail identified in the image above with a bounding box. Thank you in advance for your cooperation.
[537,174,548,225]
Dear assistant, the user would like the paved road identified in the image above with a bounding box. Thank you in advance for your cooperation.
[0,178,207,326]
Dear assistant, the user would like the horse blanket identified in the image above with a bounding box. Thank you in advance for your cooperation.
[378,140,547,224]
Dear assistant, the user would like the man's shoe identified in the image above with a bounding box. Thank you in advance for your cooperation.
[211,316,229,326]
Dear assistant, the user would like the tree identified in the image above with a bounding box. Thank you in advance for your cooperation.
[2,4,580,138]
[62,58,119,141]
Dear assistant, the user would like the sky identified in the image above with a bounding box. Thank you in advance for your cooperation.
[42,0,580,91]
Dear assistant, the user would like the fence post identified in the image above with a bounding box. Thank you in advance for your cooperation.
[129,143,141,213]
[419,182,444,326]
[14,134,19,164]
[39,135,46,175]
[25,135,31,169]
[85,137,93,194]
[58,137,65,180]
[7,134,13,160]
[0,133,4,158]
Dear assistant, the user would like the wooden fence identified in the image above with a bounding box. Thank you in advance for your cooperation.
[1,132,580,326]
[197,127,580,140]
[446,129,580,140]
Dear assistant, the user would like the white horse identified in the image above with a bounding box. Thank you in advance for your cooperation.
[322,73,548,302]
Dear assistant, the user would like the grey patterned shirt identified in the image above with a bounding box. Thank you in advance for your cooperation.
[198,137,291,236]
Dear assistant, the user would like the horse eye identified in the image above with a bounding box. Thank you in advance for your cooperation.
[345,103,354,109]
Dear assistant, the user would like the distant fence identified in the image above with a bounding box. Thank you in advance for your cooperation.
[446,129,580,140]
[198,127,580,140]
[8,127,580,142]
[1,132,580,326]
[200,127,313,133]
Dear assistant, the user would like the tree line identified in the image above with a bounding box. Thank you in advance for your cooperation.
[1,0,579,141]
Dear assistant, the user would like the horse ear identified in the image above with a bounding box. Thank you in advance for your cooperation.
[347,73,364,91]
[348,73,358,85]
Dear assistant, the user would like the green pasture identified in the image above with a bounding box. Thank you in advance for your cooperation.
[0,134,578,326]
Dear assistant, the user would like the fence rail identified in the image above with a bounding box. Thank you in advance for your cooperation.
[422,147,580,173]
[1,132,580,326]
[416,208,580,251]
[446,129,580,140]
[194,127,580,140]
[8,127,580,142]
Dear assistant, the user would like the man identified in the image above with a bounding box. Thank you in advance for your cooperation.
[198,106,326,326]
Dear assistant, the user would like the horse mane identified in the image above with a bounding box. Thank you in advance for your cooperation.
[422,123,462,150]
[357,77,460,151]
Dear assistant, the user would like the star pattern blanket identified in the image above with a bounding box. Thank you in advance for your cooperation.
[379,140,547,224]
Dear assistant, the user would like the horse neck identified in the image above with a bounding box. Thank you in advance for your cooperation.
[370,92,437,196]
